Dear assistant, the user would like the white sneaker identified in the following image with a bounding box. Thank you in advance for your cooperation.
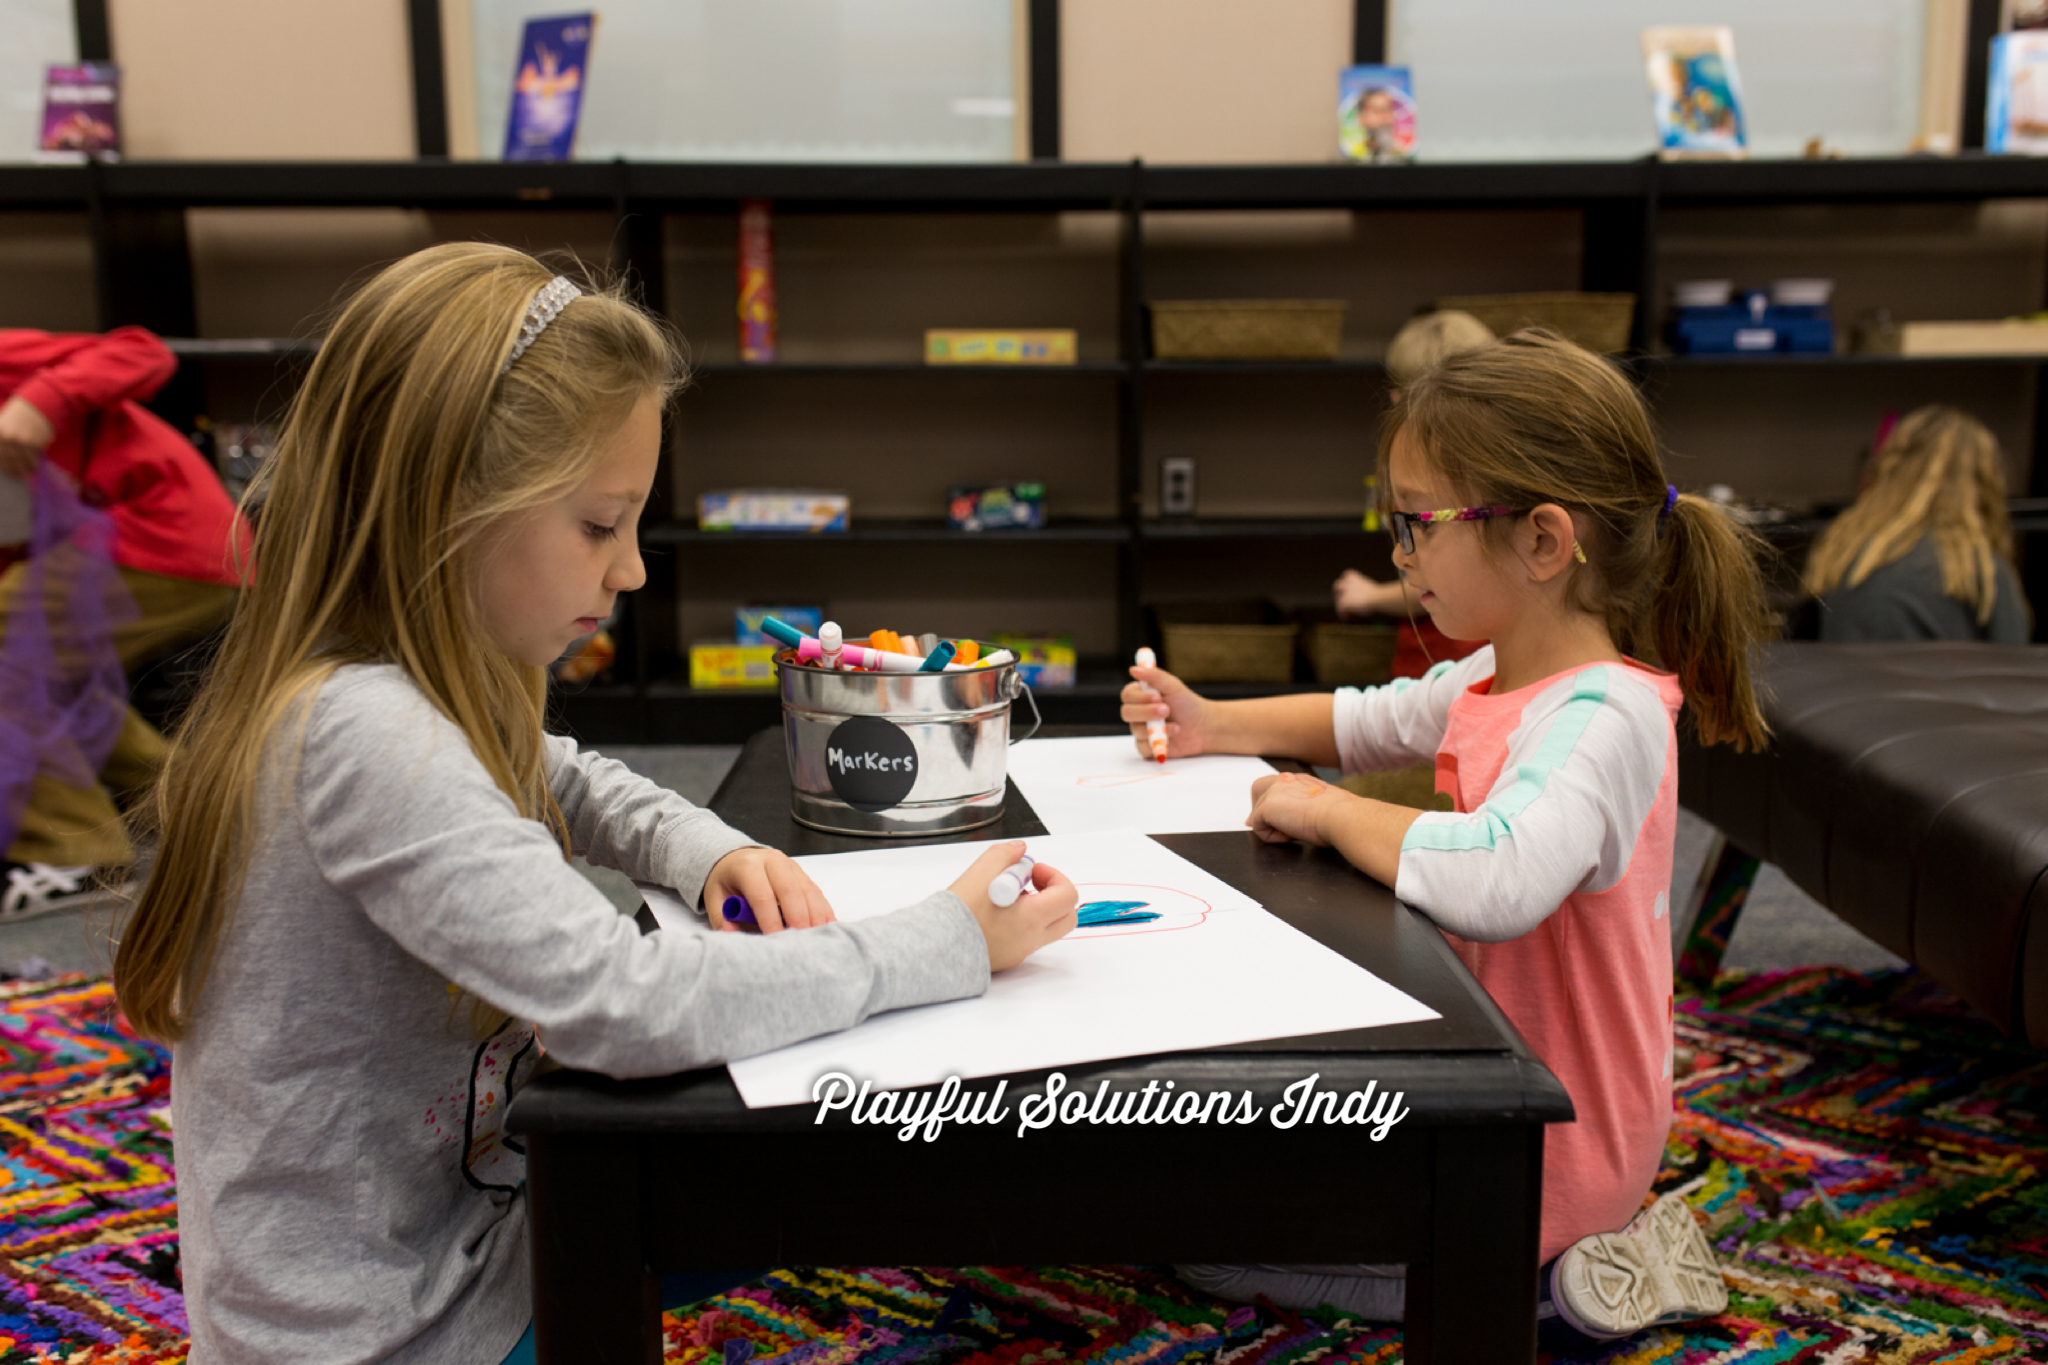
[0,862,113,921]
[1552,1192,1727,1339]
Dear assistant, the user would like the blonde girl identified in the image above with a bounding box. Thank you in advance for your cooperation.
[1128,329,1768,1342]
[1803,405,2029,642]
[116,242,1077,1364]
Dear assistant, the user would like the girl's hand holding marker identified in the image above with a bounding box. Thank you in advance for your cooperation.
[948,841,1077,971]
[1120,656,1218,761]
[702,846,836,933]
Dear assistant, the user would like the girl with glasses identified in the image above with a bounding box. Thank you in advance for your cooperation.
[1129,328,1772,1344]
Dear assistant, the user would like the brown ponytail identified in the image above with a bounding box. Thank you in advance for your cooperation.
[1646,494,1773,750]
[1383,327,1774,752]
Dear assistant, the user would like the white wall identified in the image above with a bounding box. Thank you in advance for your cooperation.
[108,0,415,159]
[1061,0,1352,163]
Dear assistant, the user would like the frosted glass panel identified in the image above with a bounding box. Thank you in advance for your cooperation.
[471,0,1017,162]
[0,0,76,164]
[1389,0,1926,161]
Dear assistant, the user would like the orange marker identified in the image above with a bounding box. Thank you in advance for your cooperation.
[1135,647,1168,763]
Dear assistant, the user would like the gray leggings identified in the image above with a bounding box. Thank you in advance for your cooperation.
[1173,1264,1405,1321]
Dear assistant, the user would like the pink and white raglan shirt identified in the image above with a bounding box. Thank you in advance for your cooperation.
[1332,645,1682,1262]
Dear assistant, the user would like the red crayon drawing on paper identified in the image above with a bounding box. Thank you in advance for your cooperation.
[1075,771,1179,789]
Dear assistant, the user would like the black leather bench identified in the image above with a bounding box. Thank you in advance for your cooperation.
[1677,642,2048,1044]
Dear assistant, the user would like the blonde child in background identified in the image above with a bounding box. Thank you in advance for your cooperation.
[115,243,1080,1365]
[1128,329,1769,1343]
[1803,404,2031,642]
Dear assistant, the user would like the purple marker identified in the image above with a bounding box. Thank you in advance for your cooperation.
[723,894,757,926]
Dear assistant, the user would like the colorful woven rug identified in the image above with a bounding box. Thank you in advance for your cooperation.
[5,968,2047,1362]
[0,976,177,1361]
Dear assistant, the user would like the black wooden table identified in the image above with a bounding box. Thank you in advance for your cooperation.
[507,727,1571,1364]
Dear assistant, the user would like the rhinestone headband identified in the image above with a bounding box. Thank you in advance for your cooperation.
[502,276,581,373]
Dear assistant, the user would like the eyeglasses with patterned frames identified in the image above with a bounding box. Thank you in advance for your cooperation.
[1384,504,1523,555]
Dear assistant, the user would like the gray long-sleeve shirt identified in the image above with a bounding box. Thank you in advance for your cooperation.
[173,663,989,1364]
[1816,537,2030,644]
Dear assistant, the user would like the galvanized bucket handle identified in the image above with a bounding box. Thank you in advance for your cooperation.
[1003,670,1042,744]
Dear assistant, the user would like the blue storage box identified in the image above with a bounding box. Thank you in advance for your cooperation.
[1672,294,1833,355]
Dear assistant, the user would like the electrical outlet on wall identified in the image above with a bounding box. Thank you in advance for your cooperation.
[1160,456,1196,515]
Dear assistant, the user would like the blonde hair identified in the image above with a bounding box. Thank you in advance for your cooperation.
[1381,328,1774,751]
[1385,310,1496,389]
[115,242,684,1041]
[1803,406,2016,628]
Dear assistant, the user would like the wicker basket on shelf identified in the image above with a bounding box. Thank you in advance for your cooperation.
[1154,600,1299,683]
[1163,624,1298,683]
[1149,300,1348,360]
[1307,622,1398,686]
[1432,292,1636,354]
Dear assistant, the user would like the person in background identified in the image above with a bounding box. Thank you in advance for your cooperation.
[0,327,252,918]
[1803,405,2029,643]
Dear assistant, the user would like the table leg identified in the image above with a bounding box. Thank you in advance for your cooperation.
[526,1132,662,1365]
[1404,1125,1543,1365]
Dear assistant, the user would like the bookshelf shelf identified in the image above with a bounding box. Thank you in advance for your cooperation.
[1143,359,1384,375]
[9,154,2048,216]
[690,361,1127,376]
[22,151,2048,740]
[163,337,320,359]
[1138,518,1375,541]
[642,519,1131,546]
[1643,351,2048,369]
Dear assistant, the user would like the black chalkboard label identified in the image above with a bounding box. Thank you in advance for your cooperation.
[824,716,919,812]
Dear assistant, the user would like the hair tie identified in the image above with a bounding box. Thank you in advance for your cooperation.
[502,276,581,374]
[1660,484,1679,519]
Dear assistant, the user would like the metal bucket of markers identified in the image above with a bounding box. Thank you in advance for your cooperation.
[777,643,1041,838]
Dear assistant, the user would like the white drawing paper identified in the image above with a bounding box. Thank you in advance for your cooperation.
[1003,735,1277,836]
[638,881,696,933]
[703,829,1439,1109]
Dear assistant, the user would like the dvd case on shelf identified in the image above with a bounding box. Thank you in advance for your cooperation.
[1338,65,1415,165]
[504,13,596,162]
[1642,26,1747,160]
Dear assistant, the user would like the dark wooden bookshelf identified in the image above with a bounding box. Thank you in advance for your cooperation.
[19,152,2048,739]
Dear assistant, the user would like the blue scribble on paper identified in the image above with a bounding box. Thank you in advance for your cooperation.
[1076,900,1160,928]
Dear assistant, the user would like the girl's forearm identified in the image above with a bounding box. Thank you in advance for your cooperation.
[1207,694,1341,768]
[1320,794,1423,888]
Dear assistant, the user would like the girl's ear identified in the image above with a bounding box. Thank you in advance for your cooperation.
[1519,502,1583,583]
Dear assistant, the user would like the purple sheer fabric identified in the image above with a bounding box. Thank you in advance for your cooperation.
[0,463,137,857]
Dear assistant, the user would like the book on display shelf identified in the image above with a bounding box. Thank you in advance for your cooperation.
[35,63,119,162]
[1989,30,2048,154]
[504,13,596,162]
[1642,26,1747,160]
[1337,65,1415,165]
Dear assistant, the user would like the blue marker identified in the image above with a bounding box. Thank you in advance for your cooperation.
[759,616,808,649]
[723,894,757,926]
[919,640,957,672]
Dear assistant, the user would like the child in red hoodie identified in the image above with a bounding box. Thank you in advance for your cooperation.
[0,326,252,916]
